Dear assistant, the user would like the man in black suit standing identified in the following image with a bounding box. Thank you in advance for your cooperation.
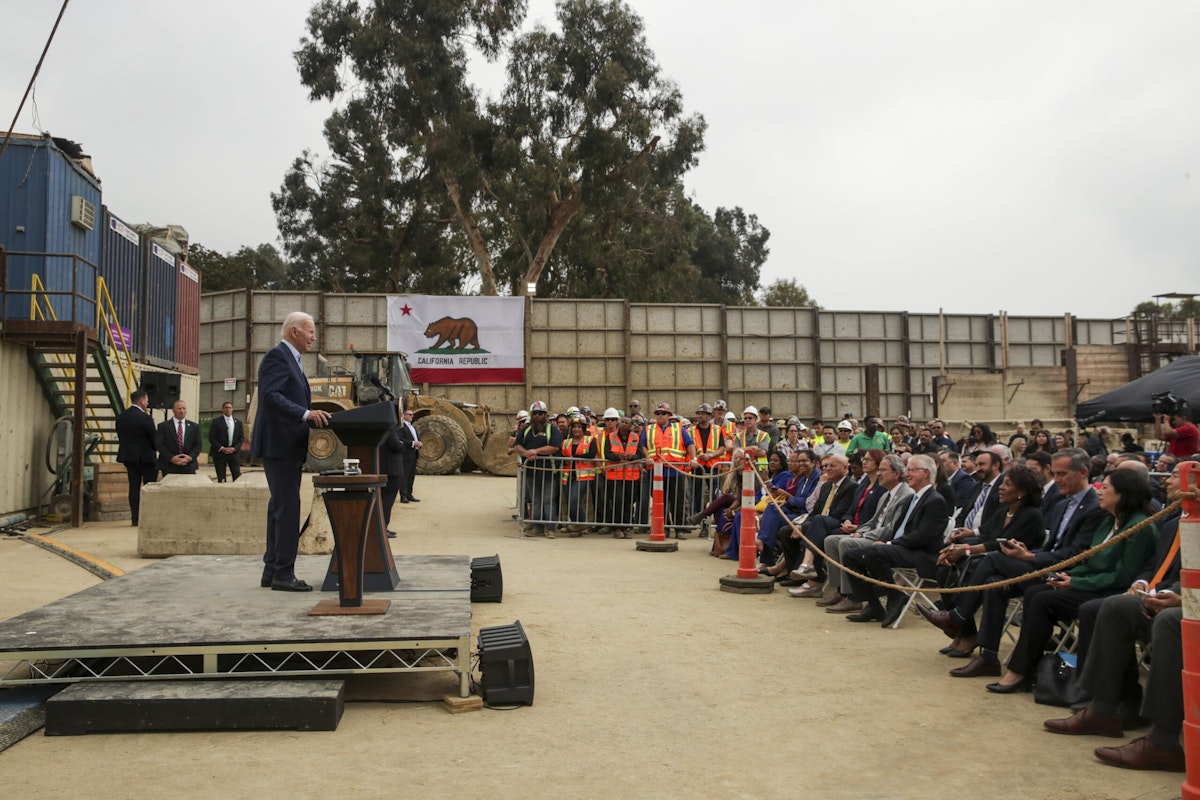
[208,401,244,483]
[156,399,201,477]
[116,389,157,526]
[843,453,950,627]
[379,424,406,537]
[397,408,422,502]
[251,312,331,592]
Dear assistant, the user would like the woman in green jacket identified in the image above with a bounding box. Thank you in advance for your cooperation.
[985,467,1158,693]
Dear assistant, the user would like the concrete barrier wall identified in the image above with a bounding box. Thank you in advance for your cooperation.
[198,291,1147,427]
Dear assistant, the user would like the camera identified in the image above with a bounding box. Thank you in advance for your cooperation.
[1150,391,1188,418]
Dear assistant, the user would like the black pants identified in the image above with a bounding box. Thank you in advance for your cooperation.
[123,462,157,524]
[212,451,241,483]
[262,457,304,581]
[381,474,403,526]
[1005,583,1108,677]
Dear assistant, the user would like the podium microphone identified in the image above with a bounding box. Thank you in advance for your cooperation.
[369,375,395,402]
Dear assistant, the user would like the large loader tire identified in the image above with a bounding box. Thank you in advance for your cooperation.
[415,415,468,475]
[306,428,346,473]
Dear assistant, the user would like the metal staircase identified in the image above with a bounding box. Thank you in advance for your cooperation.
[2,276,138,463]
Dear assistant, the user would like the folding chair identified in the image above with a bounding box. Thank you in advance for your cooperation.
[890,567,941,629]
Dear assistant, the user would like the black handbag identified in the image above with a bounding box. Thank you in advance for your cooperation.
[1033,652,1088,707]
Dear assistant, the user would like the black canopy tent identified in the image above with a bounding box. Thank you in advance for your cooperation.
[1076,356,1200,424]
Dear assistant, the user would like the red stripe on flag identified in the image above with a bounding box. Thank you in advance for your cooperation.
[410,368,524,384]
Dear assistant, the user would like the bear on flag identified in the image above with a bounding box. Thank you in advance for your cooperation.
[386,295,525,384]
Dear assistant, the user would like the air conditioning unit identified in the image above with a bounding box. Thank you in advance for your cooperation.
[70,195,96,231]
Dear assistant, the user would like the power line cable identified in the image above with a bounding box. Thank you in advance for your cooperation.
[0,0,72,162]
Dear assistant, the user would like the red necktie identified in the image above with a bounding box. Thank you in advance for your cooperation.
[177,421,184,452]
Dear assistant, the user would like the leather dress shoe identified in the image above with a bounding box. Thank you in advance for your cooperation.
[400,497,410,503]
[949,656,1001,678]
[915,605,962,638]
[1044,706,1124,738]
[815,591,842,607]
[778,579,803,587]
[406,496,420,502]
[1094,736,1186,772]
[826,598,863,614]
[260,571,275,588]
[271,577,313,592]
[945,647,974,659]
[846,606,885,623]
[880,601,906,628]
[986,676,1033,694]
[387,530,398,539]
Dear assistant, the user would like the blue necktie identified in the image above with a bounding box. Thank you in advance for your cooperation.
[891,495,918,542]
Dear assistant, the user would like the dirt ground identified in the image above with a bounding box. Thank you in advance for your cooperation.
[0,469,1187,800]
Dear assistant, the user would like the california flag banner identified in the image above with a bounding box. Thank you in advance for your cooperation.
[386,295,525,384]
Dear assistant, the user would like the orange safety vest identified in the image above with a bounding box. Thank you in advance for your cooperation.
[646,422,690,472]
[692,423,728,466]
[561,436,596,483]
[599,431,640,481]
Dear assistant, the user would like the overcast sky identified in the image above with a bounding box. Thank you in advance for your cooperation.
[3,1,1197,319]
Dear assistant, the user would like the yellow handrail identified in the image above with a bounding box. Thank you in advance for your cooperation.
[95,276,137,405]
[27,274,114,458]
[29,274,58,321]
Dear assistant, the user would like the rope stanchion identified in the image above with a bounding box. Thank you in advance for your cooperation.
[719,456,774,593]
[636,460,678,552]
[1177,462,1200,800]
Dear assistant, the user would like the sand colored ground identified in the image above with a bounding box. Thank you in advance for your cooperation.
[0,469,1186,800]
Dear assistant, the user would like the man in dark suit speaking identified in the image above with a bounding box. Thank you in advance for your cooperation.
[115,389,157,525]
[251,311,331,592]
[156,400,201,476]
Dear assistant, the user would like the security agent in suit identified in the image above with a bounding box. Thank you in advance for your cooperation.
[250,312,332,592]
[379,425,407,536]
[115,389,158,525]
[822,454,915,609]
[397,408,422,502]
[918,448,1107,676]
[208,401,244,483]
[843,454,951,627]
[155,400,201,476]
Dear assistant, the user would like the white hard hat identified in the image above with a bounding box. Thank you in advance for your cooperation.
[725,412,736,422]
[743,406,758,417]
[530,401,548,412]
[516,410,529,421]
[603,407,620,419]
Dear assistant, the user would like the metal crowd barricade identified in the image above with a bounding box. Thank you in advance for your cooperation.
[514,457,736,539]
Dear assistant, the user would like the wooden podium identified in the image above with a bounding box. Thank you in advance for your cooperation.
[310,474,391,616]
[311,403,402,615]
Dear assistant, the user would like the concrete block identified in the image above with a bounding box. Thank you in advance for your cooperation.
[45,679,345,734]
[138,472,333,557]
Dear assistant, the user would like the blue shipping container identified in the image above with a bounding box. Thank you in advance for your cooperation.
[141,242,178,366]
[0,134,101,324]
[99,207,143,355]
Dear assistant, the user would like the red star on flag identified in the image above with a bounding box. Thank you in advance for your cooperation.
[400,304,413,316]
